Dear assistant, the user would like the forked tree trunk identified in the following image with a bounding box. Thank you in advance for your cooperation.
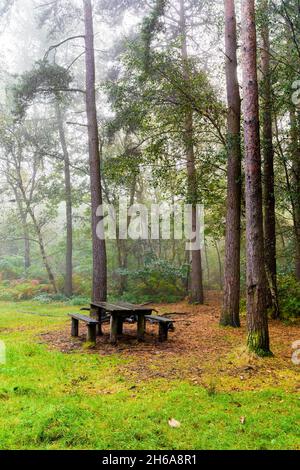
[55,101,73,297]
[83,0,107,302]
[241,0,271,356]
[27,205,57,293]
[180,0,204,304]
[221,0,242,327]
[260,0,280,318]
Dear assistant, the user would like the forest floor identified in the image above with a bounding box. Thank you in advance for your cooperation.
[0,292,299,450]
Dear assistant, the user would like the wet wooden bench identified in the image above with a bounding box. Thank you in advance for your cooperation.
[145,315,175,342]
[69,313,100,344]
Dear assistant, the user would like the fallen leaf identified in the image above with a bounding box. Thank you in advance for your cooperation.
[168,418,181,428]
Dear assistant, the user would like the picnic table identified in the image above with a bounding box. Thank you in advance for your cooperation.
[89,301,154,343]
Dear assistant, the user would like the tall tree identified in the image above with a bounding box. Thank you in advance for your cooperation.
[83,0,107,302]
[220,0,241,327]
[290,108,300,281]
[260,0,280,317]
[55,101,73,297]
[179,0,204,304]
[241,0,271,356]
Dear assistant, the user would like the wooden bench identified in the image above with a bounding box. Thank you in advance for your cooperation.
[69,314,100,344]
[145,315,175,342]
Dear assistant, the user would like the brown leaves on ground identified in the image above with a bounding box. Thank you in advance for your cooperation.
[40,292,300,393]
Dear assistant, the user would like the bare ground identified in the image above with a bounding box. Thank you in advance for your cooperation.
[41,292,300,393]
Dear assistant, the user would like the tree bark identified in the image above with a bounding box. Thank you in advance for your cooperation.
[241,0,271,356]
[214,239,223,290]
[260,0,280,318]
[25,203,57,293]
[55,101,73,297]
[221,0,242,327]
[83,0,107,302]
[290,109,300,281]
[13,189,31,271]
[180,0,204,304]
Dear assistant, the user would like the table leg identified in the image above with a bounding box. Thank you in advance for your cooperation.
[117,318,123,335]
[137,315,145,342]
[91,307,103,336]
[96,307,103,336]
[110,314,118,344]
[87,324,97,344]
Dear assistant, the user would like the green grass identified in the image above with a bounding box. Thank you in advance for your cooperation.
[0,301,299,450]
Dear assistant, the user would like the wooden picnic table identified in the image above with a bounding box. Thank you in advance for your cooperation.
[90,301,155,344]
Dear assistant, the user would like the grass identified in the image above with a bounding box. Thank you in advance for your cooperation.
[0,301,299,450]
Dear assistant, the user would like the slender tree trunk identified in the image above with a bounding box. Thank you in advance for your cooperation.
[180,0,204,304]
[22,214,31,271]
[26,205,57,292]
[241,0,271,356]
[83,0,107,302]
[214,239,223,290]
[14,192,31,271]
[55,101,73,297]
[290,109,300,281]
[204,241,210,282]
[260,0,280,318]
[221,0,242,327]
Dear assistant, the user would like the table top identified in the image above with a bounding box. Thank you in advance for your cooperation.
[90,301,156,313]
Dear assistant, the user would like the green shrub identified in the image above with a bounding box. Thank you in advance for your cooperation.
[278,275,300,318]
[0,281,52,302]
[115,258,188,303]
[0,256,24,279]
[67,296,90,306]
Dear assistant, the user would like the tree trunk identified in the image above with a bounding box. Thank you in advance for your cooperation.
[241,0,271,356]
[290,109,300,281]
[260,0,280,318]
[204,241,210,282]
[180,0,204,304]
[221,0,242,327]
[83,0,107,302]
[27,205,57,293]
[55,101,73,297]
[11,187,31,271]
[22,214,31,271]
[214,239,223,290]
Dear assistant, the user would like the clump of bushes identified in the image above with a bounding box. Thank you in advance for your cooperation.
[115,258,189,303]
[278,275,300,319]
[0,280,52,301]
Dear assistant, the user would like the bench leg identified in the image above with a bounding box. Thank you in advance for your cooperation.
[137,315,145,342]
[91,307,103,336]
[117,318,123,335]
[158,323,168,342]
[110,314,118,344]
[71,318,79,337]
[87,324,97,344]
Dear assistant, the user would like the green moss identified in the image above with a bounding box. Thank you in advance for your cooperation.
[247,332,273,357]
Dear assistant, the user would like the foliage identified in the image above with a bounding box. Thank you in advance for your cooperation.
[0,256,24,279]
[278,275,300,319]
[117,258,188,302]
[0,281,52,301]
[12,61,73,119]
